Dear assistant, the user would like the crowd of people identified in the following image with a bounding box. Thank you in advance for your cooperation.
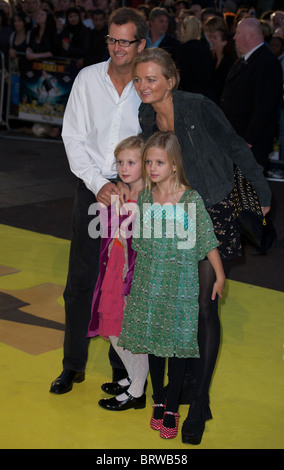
[1,1,283,153]
[0,1,283,81]
[1,2,283,142]
[1,0,283,447]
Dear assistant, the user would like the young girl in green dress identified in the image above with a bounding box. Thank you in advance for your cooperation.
[118,131,225,440]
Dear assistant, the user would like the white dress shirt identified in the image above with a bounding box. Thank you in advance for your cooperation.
[62,58,142,196]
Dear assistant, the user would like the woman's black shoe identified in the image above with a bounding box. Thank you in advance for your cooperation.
[98,390,146,411]
[101,378,132,395]
[181,395,212,445]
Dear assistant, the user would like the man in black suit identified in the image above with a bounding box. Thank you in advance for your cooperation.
[220,18,282,253]
[220,17,282,173]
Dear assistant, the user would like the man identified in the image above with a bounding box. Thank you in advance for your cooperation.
[23,0,40,26]
[220,17,282,253]
[50,7,147,395]
[146,7,179,61]
[220,18,282,173]
[80,9,108,67]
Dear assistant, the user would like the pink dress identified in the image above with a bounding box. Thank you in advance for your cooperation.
[98,238,125,338]
[87,200,137,339]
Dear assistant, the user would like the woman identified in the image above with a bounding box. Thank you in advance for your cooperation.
[57,7,90,59]
[175,15,217,101]
[131,47,271,445]
[9,11,31,58]
[26,9,58,60]
[204,16,236,102]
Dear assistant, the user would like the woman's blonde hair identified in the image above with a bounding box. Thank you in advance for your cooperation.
[142,131,189,192]
[181,15,201,42]
[132,48,180,89]
[114,134,145,160]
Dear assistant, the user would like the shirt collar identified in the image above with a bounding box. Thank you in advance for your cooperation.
[243,42,264,62]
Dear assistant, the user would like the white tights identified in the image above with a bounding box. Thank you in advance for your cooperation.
[109,336,149,400]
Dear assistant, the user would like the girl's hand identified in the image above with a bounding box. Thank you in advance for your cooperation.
[211,277,225,300]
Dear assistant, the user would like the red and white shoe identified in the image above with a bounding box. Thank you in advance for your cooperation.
[160,411,180,439]
[150,403,166,430]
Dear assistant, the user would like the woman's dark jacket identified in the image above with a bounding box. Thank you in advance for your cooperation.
[138,89,271,208]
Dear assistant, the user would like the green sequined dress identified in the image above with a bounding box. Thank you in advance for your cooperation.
[118,189,218,358]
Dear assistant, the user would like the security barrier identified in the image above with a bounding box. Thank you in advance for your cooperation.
[0,52,6,126]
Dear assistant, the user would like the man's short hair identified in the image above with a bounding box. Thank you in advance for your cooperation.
[109,7,148,41]
[92,9,106,18]
[148,7,169,23]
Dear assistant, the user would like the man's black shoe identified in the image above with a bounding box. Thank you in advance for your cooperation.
[49,370,85,394]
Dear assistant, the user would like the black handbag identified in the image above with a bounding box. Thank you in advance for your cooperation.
[232,167,265,247]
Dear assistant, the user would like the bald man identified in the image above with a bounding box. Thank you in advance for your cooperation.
[220,18,282,253]
[220,18,282,173]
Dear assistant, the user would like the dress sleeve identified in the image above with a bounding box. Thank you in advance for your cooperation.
[192,191,219,260]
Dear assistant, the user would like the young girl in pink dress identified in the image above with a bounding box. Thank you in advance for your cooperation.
[87,135,149,411]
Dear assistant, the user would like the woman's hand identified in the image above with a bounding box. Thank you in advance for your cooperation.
[62,39,69,50]
[26,47,34,60]
[9,48,17,59]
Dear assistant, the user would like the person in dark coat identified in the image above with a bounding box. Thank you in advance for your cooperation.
[204,16,236,102]
[176,15,217,101]
[57,7,90,59]
[220,17,282,173]
[81,9,108,67]
[26,9,58,60]
[146,7,179,61]
[220,17,282,253]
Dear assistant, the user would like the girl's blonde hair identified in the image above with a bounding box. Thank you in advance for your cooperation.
[132,48,180,89]
[142,131,190,192]
[114,134,145,160]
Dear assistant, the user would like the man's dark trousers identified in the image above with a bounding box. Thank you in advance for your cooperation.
[63,179,125,374]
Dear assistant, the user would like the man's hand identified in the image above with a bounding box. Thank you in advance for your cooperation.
[117,181,130,205]
[97,182,121,206]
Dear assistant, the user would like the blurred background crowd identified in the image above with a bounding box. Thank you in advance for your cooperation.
[0,0,283,176]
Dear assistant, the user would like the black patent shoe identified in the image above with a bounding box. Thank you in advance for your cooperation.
[181,395,212,445]
[101,377,132,396]
[49,370,85,394]
[98,390,146,411]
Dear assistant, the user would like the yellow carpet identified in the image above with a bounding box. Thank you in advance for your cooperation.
[0,224,283,449]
